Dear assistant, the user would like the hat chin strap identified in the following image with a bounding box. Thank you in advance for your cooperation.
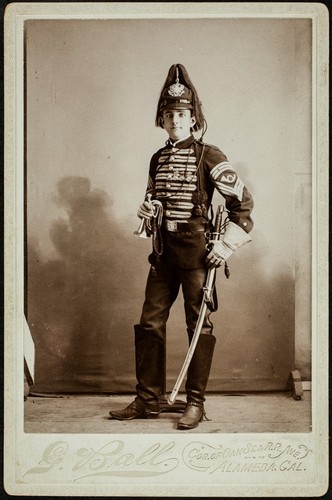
[199,119,208,141]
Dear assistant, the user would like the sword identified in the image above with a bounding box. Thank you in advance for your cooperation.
[167,205,225,405]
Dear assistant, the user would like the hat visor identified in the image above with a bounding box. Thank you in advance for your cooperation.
[160,101,193,111]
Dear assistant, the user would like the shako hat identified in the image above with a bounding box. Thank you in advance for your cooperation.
[155,64,205,132]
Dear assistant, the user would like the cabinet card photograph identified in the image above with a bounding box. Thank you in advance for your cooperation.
[4,2,329,497]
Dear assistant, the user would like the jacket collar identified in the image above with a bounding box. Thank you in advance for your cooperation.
[166,134,195,149]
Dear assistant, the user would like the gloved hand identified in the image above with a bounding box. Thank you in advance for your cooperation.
[205,221,252,269]
[205,240,233,269]
[137,197,154,220]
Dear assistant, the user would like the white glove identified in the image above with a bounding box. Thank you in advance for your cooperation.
[205,221,252,269]
[205,240,233,268]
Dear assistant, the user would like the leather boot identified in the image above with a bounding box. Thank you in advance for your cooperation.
[177,333,216,430]
[109,397,160,420]
[109,325,163,420]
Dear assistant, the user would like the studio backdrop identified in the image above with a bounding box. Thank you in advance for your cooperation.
[25,17,312,394]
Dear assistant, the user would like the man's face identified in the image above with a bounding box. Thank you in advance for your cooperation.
[162,109,196,142]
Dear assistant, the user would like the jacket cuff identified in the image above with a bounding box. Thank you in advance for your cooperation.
[223,221,252,251]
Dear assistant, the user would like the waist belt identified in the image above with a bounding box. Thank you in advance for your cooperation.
[164,220,208,232]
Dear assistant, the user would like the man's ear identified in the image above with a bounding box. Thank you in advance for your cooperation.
[159,117,165,129]
[190,116,196,127]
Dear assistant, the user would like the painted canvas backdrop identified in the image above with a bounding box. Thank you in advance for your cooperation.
[25,18,312,393]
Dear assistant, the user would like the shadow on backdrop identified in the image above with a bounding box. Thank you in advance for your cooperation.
[27,176,142,393]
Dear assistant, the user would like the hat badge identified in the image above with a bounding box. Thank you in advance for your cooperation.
[167,67,185,97]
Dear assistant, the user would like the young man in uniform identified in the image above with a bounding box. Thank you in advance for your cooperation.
[109,64,254,430]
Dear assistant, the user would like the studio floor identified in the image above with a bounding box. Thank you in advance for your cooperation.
[24,391,311,434]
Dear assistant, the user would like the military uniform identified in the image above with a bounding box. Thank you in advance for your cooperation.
[109,64,254,429]
[147,135,253,267]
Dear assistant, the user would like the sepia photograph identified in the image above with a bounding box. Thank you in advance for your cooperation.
[4,2,329,497]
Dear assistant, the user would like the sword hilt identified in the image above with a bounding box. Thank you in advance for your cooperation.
[206,205,225,248]
[213,205,224,236]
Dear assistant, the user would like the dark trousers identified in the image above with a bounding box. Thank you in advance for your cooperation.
[139,261,214,340]
[134,260,216,403]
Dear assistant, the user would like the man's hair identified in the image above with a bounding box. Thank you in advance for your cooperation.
[155,64,205,131]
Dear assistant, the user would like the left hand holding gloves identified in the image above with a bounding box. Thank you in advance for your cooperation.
[205,240,233,268]
[205,221,252,269]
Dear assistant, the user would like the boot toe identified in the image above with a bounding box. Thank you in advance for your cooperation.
[109,400,141,420]
[177,403,204,430]
[109,399,160,420]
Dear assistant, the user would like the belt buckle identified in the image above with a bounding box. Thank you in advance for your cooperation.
[167,220,178,232]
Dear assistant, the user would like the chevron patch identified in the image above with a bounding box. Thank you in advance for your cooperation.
[210,162,244,201]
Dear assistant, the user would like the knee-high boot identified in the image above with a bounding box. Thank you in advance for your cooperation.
[109,325,163,420]
[177,333,216,430]
[134,324,164,405]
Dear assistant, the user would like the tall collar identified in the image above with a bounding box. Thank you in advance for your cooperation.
[166,134,195,149]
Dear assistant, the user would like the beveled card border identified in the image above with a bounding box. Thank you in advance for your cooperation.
[4,2,329,497]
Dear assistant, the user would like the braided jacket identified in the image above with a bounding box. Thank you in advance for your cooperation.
[145,134,254,268]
